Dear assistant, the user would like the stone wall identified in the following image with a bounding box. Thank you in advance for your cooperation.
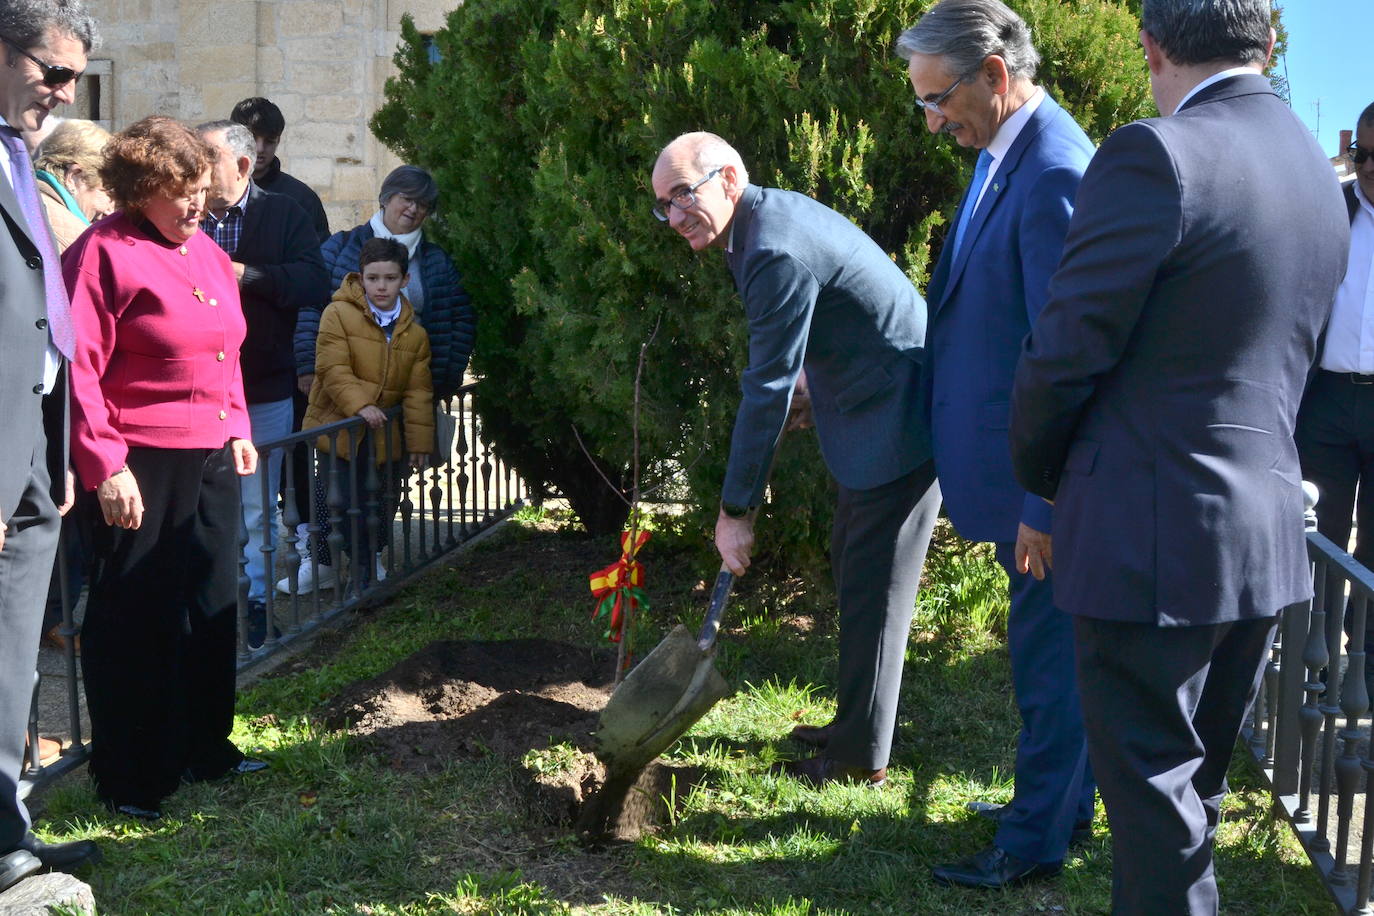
[79,0,456,232]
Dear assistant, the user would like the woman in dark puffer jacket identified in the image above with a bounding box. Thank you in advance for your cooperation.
[293,165,474,401]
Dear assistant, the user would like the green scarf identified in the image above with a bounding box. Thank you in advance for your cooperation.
[35,169,90,225]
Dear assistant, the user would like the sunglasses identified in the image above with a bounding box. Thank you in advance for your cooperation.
[1349,143,1374,166]
[1,34,79,88]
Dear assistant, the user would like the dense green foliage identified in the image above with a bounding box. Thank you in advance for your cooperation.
[372,0,1153,559]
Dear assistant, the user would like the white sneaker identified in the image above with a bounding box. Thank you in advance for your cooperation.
[374,553,389,583]
[276,556,336,594]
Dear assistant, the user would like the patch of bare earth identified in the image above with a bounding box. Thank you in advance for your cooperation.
[321,637,703,842]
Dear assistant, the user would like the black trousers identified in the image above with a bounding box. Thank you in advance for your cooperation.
[1296,370,1374,649]
[1074,614,1277,916]
[827,460,941,770]
[81,445,244,810]
[1296,371,1374,574]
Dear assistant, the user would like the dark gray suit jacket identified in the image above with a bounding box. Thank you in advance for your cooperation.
[0,156,66,521]
[721,184,931,507]
[1009,74,1350,626]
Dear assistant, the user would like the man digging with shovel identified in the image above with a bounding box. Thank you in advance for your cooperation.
[649,132,941,787]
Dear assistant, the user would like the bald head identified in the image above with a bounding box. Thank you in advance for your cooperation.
[654,132,750,186]
[651,132,750,251]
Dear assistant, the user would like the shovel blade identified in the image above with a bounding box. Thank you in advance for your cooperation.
[595,624,729,767]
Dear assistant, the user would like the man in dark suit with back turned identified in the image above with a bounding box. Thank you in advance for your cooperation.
[896,0,1097,889]
[1009,1,1349,912]
[0,0,102,889]
[651,132,941,787]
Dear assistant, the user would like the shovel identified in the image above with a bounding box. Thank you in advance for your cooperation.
[576,565,737,838]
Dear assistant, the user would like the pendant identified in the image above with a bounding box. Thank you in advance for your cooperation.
[192,287,205,302]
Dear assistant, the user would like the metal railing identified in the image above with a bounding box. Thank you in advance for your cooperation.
[20,382,533,797]
[1245,527,1374,915]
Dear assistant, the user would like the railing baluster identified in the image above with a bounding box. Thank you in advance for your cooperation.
[1333,592,1369,883]
[1298,561,1329,822]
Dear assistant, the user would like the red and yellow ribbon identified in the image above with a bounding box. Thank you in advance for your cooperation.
[589,529,651,643]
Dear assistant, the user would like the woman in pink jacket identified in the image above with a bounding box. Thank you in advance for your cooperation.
[64,116,264,821]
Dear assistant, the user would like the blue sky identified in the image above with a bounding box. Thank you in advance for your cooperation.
[1280,2,1365,157]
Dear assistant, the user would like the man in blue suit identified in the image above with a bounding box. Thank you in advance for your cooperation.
[896,0,1097,889]
[1010,1,1349,911]
[651,132,941,787]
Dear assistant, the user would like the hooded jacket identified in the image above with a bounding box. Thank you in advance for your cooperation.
[303,272,434,462]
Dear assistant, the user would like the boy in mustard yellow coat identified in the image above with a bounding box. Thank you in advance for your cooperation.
[293,238,434,589]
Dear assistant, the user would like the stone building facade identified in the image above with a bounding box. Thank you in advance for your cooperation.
[75,0,454,231]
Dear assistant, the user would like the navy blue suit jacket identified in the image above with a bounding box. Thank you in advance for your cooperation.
[721,185,931,507]
[1010,74,1350,625]
[926,94,1093,543]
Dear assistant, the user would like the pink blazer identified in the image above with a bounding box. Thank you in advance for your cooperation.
[64,212,251,490]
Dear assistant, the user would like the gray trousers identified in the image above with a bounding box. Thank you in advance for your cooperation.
[0,421,59,851]
[1075,614,1278,916]
[827,460,941,770]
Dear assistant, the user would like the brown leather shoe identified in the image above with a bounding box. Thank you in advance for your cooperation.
[789,722,835,748]
[778,754,886,788]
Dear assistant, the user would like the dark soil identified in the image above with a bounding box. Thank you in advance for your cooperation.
[321,636,703,839]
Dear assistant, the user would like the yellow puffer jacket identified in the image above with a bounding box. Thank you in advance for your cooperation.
[303,272,435,462]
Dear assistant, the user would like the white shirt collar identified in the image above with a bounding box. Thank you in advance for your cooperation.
[985,87,1046,165]
[1355,180,1374,215]
[1172,66,1258,115]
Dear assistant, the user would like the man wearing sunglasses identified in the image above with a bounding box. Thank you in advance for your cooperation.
[896,0,1098,890]
[651,132,941,790]
[1297,102,1374,688]
[0,0,103,891]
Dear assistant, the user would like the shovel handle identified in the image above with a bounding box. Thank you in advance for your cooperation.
[696,565,735,651]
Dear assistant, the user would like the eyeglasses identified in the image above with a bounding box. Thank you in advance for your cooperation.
[393,194,432,215]
[0,34,80,88]
[914,71,974,118]
[1349,143,1374,166]
[653,167,722,221]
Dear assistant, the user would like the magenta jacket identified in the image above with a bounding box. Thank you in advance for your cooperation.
[64,212,251,491]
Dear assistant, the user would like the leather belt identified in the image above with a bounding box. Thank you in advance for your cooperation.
[1321,370,1374,385]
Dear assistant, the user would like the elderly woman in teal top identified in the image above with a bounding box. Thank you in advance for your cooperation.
[33,118,111,252]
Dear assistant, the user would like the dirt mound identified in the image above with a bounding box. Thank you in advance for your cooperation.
[321,638,701,839]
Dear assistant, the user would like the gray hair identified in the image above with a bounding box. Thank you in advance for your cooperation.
[659,132,750,186]
[894,0,1040,81]
[379,165,439,210]
[196,119,257,172]
[1140,0,1272,67]
[0,0,99,53]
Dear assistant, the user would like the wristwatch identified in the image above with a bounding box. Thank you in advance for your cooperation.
[721,502,750,519]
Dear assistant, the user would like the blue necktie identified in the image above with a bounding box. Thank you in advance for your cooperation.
[952,149,993,257]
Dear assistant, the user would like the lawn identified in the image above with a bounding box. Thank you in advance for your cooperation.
[31,510,1333,915]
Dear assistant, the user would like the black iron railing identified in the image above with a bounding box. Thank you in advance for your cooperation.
[1246,525,1374,915]
[20,382,533,798]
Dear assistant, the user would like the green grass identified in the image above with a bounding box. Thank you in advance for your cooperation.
[28,514,1332,914]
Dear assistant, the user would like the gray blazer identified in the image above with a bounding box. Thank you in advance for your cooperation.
[0,159,66,520]
[721,184,931,507]
[1009,74,1350,626]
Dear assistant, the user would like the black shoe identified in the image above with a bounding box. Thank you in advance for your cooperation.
[232,758,270,776]
[932,844,1062,889]
[182,757,270,784]
[246,601,281,649]
[110,803,162,822]
[15,833,101,871]
[967,801,1094,847]
[789,722,835,748]
[0,850,41,891]
[967,800,1010,821]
